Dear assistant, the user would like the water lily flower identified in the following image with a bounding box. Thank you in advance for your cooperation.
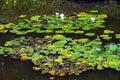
[90,17,95,22]
[55,12,59,17]
[6,1,8,4]
[14,0,16,3]
[60,13,64,20]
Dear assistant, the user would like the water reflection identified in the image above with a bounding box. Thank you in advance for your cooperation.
[0,56,120,80]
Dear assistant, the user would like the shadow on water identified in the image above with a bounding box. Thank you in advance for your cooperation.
[0,56,120,80]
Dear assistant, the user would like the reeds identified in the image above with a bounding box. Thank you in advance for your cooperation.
[0,0,63,22]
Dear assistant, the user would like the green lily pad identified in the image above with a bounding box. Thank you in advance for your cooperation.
[18,14,27,18]
[115,34,120,39]
[65,30,74,33]
[54,40,67,48]
[54,56,63,63]
[90,10,99,13]
[104,30,114,34]
[55,30,64,33]
[85,33,95,36]
[100,34,112,40]
[33,67,41,71]
[78,38,89,43]
[30,15,41,21]
[35,30,45,33]
[75,30,84,34]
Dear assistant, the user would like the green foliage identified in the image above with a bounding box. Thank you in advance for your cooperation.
[100,34,112,40]
[0,10,120,75]
[104,29,114,34]
[1,35,120,74]
[0,12,107,35]
[115,34,120,39]
[85,32,95,36]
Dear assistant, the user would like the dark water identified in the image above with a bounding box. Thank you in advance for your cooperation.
[0,56,120,80]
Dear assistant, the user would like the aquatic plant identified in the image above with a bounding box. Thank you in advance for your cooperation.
[115,34,120,39]
[1,35,120,76]
[0,12,107,35]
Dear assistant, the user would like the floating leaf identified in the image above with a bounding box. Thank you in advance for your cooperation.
[78,38,89,43]
[115,34,120,39]
[54,56,63,63]
[53,34,66,40]
[97,65,103,70]
[55,30,64,33]
[100,34,112,40]
[45,30,53,33]
[31,53,44,61]
[33,67,40,71]
[18,15,27,18]
[75,30,84,34]
[48,70,56,75]
[90,10,99,13]
[108,61,119,69]
[98,14,108,18]
[82,60,88,64]
[54,41,67,48]
[104,30,114,34]
[107,43,117,52]
[20,56,28,61]
[85,33,95,36]
[73,45,86,52]
[30,15,41,20]
[4,41,13,46]
[65,30,74,33]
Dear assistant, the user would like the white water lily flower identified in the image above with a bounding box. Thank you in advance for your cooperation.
[60,14,64,17]
[55,12,59,17]
[60,17,64,20]
[90,17,95,22]
[60,14,64,20]
[6,1,8,4]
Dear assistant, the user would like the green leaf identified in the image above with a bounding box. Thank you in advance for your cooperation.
[4,41,13,46]
[54,56,63,63]
[31,53,44,61]
[115,34,120,39]
[100,34,112,40]
[97,65,103,70]
[78,38,89,43]
[54,40,67,48]
[31,15,41,20]
[85,33,95,36]
[104,30,114,34]
[73,45,86,52]
[90,10,99,13]
[33,67,40,71]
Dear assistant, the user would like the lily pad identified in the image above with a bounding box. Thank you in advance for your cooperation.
[85,33,95,36]
[104,30,114,34]
[75,30,84,34]
[78,38,89,43]
[115,34,120,39]
[55,30,64,33]
[30,15,41,21]
[18,15,27,18]
[90,10,99,13]
[100,34,112,40]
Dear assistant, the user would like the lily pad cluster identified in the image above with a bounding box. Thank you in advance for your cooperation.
[0,12,107,35]
[0,11,120,76]
[0,35,120,76]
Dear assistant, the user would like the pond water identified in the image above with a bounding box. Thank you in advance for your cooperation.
[0,1,120,80]
[0,55,120,80]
